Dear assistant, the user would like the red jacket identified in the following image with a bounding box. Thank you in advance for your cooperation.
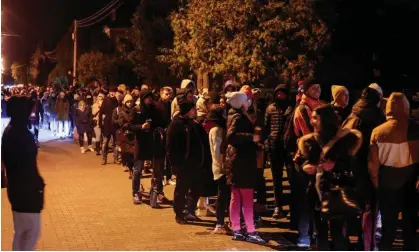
[293,94,325,137]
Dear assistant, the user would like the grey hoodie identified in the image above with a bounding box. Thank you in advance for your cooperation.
[171,79,197,119]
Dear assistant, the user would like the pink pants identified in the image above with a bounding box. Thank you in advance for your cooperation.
[229,186,255,233]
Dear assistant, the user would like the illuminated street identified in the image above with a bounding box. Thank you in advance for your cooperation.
[1,136,293,251]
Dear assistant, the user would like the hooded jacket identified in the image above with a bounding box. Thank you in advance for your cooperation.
[171,79,197,119]
[368,92,419,188]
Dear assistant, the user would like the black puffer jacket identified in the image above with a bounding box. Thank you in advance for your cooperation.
[224,108,257,188]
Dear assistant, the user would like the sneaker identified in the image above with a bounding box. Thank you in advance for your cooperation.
[272,207,286,219]
[246,232,266,244]
[232,230,246,241]
[123,166,129,172]
[184,213,201,222]
[213,224,232,235]
[133,193,142,205]
[81,147,86,154]
[296,243,310,248]
[175,216,187,225]
[88,145,95,152]
[168,178,176,186]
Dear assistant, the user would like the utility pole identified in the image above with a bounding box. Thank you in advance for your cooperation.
[72,19,77,85]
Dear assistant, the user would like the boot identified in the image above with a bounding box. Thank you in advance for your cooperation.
[113,147,120,164]
[95,142,101,156]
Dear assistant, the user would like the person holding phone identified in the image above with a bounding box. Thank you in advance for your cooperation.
[129,89,159,204]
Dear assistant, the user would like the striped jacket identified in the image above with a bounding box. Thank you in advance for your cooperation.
[368,92,419,188]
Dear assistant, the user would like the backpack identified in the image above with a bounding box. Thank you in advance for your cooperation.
[283,102,313,153]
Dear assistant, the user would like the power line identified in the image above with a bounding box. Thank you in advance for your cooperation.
[77,0,120,25]
[78,2,123,28]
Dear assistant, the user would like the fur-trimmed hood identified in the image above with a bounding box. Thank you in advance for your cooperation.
[298,128,363,165]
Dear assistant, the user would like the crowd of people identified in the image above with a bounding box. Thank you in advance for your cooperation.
[1,79,418,250]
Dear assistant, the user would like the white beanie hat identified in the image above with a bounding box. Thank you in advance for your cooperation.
[369,83,383,98]
[123,94,133,105]
[226,92,248,109]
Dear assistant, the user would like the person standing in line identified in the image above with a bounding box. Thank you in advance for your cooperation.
[2,96,45,251]
[40,92,50,130]
[129,89,158,204]
[28,91,44,147]
[264,84,293,219]
[55,91,70,139]
[330,85,350,124]
[224,91,265,244]
[75,100,94,154]
[368,92,419,251]
[91,93,105,156]
[166,93,204,224]
[99,87,119,165]
[47,91,58,135]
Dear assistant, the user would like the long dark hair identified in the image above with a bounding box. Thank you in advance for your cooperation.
[314,104,339,144]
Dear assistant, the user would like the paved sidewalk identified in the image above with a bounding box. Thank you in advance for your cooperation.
[1,140,293,251]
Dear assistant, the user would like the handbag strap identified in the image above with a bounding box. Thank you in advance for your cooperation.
[319,128,351,160]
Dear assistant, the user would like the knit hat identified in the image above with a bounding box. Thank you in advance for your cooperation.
[123,94,133,105]
[297,80,305,93]
[368,83,383,98]
[141,84,149,91]
[361,87,381,106]
[331,85,349,102]
[224,80,234,91]
[118,84,127,93]
[240,85,253,99]
[302,80,318,94]
[140,89,153,101]
[226,92,248,109]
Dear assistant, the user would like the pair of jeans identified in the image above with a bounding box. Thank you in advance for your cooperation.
[132,160,144,196]
[12,211,41,251]
[102,133,116,161]
[293,168,311,246]
[173,169,200,218]
[57,120,70,137]
[229,186,255,233]
[216,176,231,225]
[151,158,164,194]
[79,131,92,147]
[269,145,286,208]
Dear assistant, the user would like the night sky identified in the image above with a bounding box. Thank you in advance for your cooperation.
[2,0,112,68]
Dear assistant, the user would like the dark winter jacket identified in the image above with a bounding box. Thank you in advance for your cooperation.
[297,128,364,201]
[113,106,135,154]
[75,108,92,134]
[129,104,158,161]
[55,97,70,121]
[47,96,57,115]
[99,96,119,136]
[2,124,45,213]
[166,116,208,171]
[342,92,386,167]
[155,98,172,129]
[224,108,257,188]
[41,97,49,115]
[29,99,44,123]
